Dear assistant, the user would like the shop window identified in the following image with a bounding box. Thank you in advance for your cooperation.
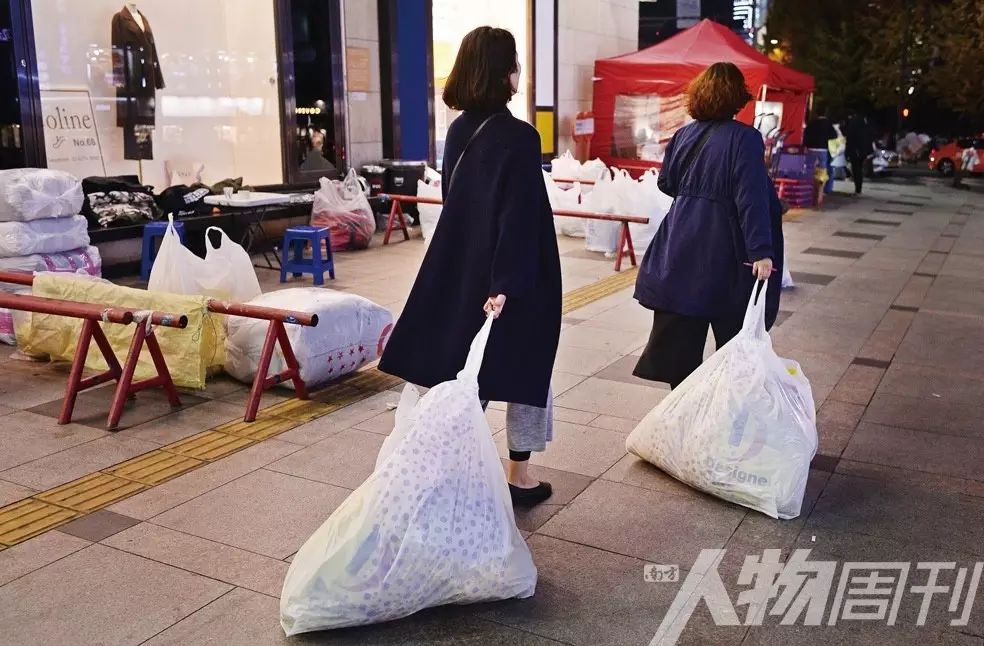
[612,93,690,162]
[431,0,531,168]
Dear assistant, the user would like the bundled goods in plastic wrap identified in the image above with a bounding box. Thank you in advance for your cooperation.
[0,246,103,345]
[17,272,224,389]
[225,287,393,390]
[581,170,621,255]
[148,215,262,303]
[625,282,817,519]
[0,215,89,258]
[543,171,585,238]
[280,316,536,634]
[311,169,375,251]
[416,180,442,248]
[549,150,582,181]
[0,168,83,222]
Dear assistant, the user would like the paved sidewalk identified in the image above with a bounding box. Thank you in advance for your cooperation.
[1,177,984,645]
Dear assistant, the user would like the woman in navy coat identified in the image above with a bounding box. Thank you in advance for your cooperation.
[379,27,561,504]
[633,62,784,388]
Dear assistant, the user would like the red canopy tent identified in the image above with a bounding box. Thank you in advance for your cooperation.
[591,19,814,171]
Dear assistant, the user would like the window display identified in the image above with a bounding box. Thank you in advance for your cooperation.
[32,0,283,188]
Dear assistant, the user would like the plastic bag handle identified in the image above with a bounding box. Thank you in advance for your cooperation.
[457,315,495,382]
[204,226,230,251]
[741,278,769,339]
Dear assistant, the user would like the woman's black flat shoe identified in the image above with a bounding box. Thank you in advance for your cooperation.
[509,481,553,506]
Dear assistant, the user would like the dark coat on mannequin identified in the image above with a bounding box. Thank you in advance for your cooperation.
[112,6,165,127]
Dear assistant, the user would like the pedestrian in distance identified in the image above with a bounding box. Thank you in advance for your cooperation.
[379,26,561,506]
[844,112,875,195]
[632,62,785,389]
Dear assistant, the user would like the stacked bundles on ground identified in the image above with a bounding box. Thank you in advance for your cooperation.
[0,169,96,344]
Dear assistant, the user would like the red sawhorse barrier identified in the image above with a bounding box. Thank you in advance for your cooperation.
[379,193,649,272]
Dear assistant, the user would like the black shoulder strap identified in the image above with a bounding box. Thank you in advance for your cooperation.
[678,122,722,182]
[447,114,500,191]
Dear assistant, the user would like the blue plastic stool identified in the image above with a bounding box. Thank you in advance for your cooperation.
[141,220,186,281]
[280,225,335,285]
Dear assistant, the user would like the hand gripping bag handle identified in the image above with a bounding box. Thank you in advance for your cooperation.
[457,314,495,382]
[741,278,769,340]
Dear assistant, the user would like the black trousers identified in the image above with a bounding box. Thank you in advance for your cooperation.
[849,156,864,194]
[633,310,744,389]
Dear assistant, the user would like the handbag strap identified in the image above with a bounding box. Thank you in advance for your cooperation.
[678,122,722,183]
[447,113,501,191]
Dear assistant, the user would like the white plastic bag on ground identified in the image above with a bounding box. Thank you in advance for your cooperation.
[781,249,795,289]
[225,288,393,390]
[579,158,608,182]
[416,180,443,248]
[311,169,375,251]
[0,215,90,258]
[625,281,817,519]
[280,316,536,634]
[581,171,620,254]
[544,171,585,238]
[148,215,261,301]
[549,150,581,180]
[623,169,672,255]
[0,168,83,222]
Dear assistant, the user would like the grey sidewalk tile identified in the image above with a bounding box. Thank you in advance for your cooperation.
[807,473,984,558]
[0,478,35,506]
[844,422,984,482]
[877,361,984,405]
[106,439,302,520]
[828,364,886,407]
[802,247,866,259]
[833,231,886,241]
[789,272,836,286]
[836,459,984,499]
[0,530,90,587]
[495,420,627,478]
[0,411,106,472]
[57,509,140,543]
[115,401,246,446]
[266,428,385,489]
[0,544,231,646]
[864,392,984,438]
[152,469,351,559]
[894,312,984,374]
[29,388,206,432]
[554,377,669,421]
[0,435,159,491]
[103,523,289,598]
[538,479,746,566]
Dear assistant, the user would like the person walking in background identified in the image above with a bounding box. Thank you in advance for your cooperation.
[803,110,838,194]
[379,26,561,506]
[632,62,784,389]
[844,112,874,195]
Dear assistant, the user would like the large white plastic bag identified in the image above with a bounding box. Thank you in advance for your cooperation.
[781,248,795,289]
[549,150,581,180]
[225,287,393,390]
[581,171,621,254]
[148,215,262,302]
[0,168,83,222]
[625,282,817,519]
[625,169,672,254]
[544,171,585,238]
[202,226,262,302]
[416,180,442,248]
[0,215,89,258]
[311,169,375,251]
[280,316,536,634]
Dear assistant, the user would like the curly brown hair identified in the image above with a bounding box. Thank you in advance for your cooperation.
[685,62,753,121]
[443,27,518,112]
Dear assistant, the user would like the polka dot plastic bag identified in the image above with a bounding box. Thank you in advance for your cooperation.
[625,281,818,519]
[280,316,536,635]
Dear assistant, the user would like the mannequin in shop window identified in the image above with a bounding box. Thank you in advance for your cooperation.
[300,131,337,173]
[112,3,165,161]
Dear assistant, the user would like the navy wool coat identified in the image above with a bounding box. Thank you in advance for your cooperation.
[379,111,562,408]
[635,120,784,327]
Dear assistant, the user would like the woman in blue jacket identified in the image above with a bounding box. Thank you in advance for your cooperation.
[379,27,562,505]
[633,62,784,388]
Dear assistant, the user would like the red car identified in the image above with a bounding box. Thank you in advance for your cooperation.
[929,136,984,176]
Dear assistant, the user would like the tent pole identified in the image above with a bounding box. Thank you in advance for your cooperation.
[760,84,768,101]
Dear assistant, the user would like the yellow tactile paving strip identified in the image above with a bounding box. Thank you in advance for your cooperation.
[0,266,641,548]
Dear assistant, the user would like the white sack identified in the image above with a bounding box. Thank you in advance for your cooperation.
[623,169,672,254]
[581,171,620,254]
[0,215,89,258]
[549,150,581,181]
[544,171,585,238]
[626,281,817,519]
[781,248,795,289]
[280,316,535,634]
[0,168,83,222]
[225,287,393,390]
[416,180,443,248]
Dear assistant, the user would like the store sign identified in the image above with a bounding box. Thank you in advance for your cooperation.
[574,117,595,137]
[40,88,106,176]
[347,47,371,94]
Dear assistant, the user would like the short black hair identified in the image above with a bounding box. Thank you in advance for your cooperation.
[443,26,517,112]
